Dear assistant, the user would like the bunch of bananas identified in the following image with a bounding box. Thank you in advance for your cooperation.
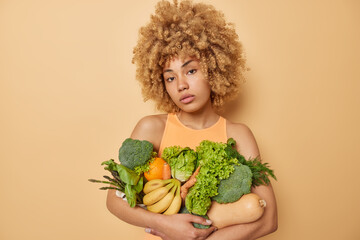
[143,178,181,215]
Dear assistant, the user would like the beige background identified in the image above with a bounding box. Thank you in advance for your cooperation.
[1,0,359,239]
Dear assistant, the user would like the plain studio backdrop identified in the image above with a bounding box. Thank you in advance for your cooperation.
[1,0,359,239]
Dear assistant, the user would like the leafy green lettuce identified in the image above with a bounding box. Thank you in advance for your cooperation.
[185,140,238,215]
[162,146,197,182]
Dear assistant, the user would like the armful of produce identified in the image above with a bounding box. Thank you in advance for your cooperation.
[89,138,276,229]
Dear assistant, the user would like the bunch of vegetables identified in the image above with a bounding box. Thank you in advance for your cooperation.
[88,159,145,207]
[89,137,276,228]
[89,138,155,207]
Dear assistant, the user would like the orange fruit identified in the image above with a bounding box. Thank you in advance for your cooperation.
[144,157,167,181]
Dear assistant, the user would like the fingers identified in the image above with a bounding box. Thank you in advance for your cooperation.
[207,225,218,234]
[145,228,165,238]
[186,215,218,239]
[144,215,218,240]
[144,225,217,240]
[187,214,213,226]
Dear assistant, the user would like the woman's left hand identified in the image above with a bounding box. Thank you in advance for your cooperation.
[145,213,217,240]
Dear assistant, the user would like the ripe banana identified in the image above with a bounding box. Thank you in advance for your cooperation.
[143,179,174,194]
[147,183,177,213]
[143,181,174,206]
[163,181,182,215]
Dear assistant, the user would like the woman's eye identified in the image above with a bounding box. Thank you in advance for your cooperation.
[187,69,197,75]
[166,77,175,82]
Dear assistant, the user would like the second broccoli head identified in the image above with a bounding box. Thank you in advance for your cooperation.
[212,163,253,204]
[118,138,154,170]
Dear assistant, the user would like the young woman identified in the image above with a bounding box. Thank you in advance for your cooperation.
[106,1,278,239]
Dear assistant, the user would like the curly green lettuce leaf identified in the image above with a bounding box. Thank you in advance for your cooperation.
[185,171,216,216]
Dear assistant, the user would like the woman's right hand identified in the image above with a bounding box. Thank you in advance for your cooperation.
[146,213,217,240]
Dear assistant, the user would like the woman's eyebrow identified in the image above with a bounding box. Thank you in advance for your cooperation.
[163,60,194,73]
[181,60,194,68]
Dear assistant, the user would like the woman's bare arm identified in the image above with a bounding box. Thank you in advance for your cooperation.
[106,115,167,227]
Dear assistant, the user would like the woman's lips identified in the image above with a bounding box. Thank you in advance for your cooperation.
[180,94,195,103]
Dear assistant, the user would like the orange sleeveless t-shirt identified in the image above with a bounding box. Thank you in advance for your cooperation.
[144,113,228,240]
[159,113,228,155]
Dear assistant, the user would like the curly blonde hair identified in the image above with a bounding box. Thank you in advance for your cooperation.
[132,0,246,112]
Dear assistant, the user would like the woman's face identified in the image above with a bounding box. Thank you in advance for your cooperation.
[163,56,212,113]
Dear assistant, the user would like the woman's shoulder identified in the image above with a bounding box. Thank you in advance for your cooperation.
[226,119,253,138]
[130,114,168,151]
[136,114,167,127]
[226,119,260,159]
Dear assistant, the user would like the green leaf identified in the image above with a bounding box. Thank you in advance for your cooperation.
[133,176,144,193]
[227,138,236,147]
[125,184,136,207]
[95,159,143,207]
[101,159,118,171]
[116,164,140,185]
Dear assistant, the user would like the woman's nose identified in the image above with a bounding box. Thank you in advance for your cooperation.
[177,75,189,91]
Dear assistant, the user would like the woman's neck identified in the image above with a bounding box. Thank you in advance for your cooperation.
[176,105,220,130]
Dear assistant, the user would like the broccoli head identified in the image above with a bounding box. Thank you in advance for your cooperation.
[212,163,253,203]
[118,138,153,170]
